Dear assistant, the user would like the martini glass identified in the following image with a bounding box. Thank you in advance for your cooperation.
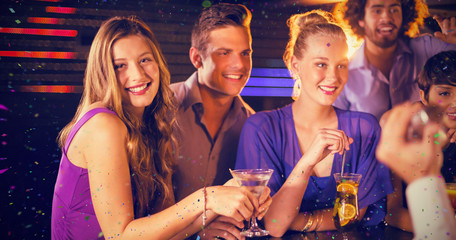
[230,169,273,237]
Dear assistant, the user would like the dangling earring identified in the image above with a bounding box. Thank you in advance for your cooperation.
[292,74,301,99]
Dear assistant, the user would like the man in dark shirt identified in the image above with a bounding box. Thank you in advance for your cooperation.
[170,3,255,239]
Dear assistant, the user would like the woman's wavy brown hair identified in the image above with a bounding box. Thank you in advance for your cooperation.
[333,0,429,41]
[57,16,177,217]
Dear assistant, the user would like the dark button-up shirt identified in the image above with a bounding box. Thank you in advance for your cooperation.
[170,72,254,201]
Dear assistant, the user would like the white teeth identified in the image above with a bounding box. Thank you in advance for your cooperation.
[128,84,148,93]
[379,27,393,33]
[224,74,241,79]
[448,113,456,117]
[319,86,336,92]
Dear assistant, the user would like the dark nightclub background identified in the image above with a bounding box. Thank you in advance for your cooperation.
[0,0,454,239]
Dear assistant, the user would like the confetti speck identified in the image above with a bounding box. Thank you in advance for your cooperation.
[202,0,211,8]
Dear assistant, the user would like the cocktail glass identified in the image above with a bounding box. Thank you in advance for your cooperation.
[230,169,273,237]
[407,105,444,141]
[446,182,456,212]
[333,173,362,232]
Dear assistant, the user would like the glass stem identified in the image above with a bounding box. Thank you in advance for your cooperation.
[251,217,259,229]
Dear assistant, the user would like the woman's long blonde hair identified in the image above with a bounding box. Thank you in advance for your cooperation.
[57,16,177,217]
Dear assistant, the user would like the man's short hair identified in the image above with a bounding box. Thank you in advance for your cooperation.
[333,0,429,40]
[191,3,252,56]
[418,50,456,100]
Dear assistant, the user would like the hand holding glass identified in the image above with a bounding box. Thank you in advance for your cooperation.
[230,169,273,237]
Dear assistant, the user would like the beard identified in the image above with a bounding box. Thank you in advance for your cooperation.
[364,25,400,48]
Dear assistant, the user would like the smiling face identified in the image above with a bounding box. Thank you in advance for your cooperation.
[292,35,349,106]
[112,35,160,117]
[421,85,456,129]
[195,25,252,97]
[359,0,403,48]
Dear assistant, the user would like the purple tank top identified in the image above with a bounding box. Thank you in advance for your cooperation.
[51,108,117,240]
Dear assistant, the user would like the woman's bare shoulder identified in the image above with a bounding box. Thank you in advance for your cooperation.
[78,103,127,140]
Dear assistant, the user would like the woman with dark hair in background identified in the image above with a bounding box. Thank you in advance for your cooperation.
[385,50,456,232]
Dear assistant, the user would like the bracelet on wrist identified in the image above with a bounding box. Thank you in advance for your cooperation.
[202,187,207,226]
[301,212,313,232]
[314,211,324,231]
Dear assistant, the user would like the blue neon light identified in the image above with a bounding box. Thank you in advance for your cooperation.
[241,68,293,97]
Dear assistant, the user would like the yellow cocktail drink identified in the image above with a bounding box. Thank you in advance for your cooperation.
[446,183,456,210]
[333,173,362,231]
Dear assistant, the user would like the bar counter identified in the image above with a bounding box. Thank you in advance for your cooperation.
[249,225,413,240]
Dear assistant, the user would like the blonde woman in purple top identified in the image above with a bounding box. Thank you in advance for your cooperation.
[51,16,270,240]
[236,10,393,237]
